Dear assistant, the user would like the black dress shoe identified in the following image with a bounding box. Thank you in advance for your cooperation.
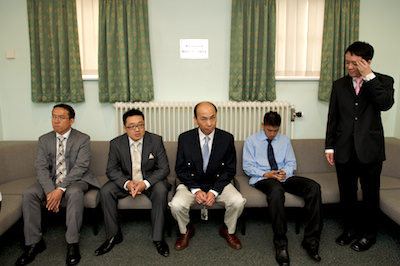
[66,243,81,265]
[94,231,123,256]
[351,237,376,252]
[154,240,169,257]
[15,238,46,265]
[336,232,357,246]
[302,240,321,262]
[275,246,290,266]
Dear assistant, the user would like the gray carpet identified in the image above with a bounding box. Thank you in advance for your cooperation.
[1,207,399,266]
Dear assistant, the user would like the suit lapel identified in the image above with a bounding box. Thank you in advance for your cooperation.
[121,134,132,177]
[64,129,75,170]
[142,132,150,170]
[207,129,219,172]
[346,75,357,97]
[192,129,204,173]
[50,131,57,172]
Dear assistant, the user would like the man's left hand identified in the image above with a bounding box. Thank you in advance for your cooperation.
[129,181,146,198]
[204,192,215,207]
[357,58,372,77]
[46,188,64,213]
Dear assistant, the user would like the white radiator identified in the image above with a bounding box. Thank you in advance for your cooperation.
[113,101,295,141]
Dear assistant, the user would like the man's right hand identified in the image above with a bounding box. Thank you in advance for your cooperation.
[195,190,207,205]
[325,152,335,165]
[46,188,63,213]
[263,170,285,181]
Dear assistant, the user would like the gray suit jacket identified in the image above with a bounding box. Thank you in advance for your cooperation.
[106,132,170,189]
[34,128,99,195]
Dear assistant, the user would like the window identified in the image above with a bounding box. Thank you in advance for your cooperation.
[275,0,325,78]
[76,0,324,79]
[76,0,98,77]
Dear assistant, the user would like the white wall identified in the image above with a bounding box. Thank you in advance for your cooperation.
[0,0,399,141]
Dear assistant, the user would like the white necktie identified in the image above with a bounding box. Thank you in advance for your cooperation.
[56,136,66,185]
[132,142,143,181]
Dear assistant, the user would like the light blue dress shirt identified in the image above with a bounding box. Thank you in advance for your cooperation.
[243,131,296,186]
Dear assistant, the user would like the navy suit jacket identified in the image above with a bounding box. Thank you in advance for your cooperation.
[106,132,170,189]
[175,128,236,194]
[325,72,394,164]
[34,128,99,195]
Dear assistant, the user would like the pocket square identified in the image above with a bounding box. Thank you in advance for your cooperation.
[148,153,154,159]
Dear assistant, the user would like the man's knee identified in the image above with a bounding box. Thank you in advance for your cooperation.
[23,186,43,204]
[65,186,84,202]
[169,197,188,214]
[99,182,116,200]
[308,181,321,196]
[152,182,168,200]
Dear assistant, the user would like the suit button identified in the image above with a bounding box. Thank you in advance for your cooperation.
[221,162,225,166]
[355,102,359,106]
[355,117,358,121]
[216,174,220,177]
[191,174,194,177]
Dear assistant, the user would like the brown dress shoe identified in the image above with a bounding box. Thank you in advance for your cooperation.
[175,224,195,250]
[219,225,242,249]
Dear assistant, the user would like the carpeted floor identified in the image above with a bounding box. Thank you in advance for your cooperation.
[1,207,399,266]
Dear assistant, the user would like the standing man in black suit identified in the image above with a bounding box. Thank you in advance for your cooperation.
[169,101,246,250]
[325,41,394,251]
[16,104,100,266]
[94,109,170,257]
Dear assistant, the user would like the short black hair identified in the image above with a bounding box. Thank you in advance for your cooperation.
[193,102,218,119]
[345,41,374,61]
[53,104,75,119]
[263,111,281,127]
[123,109,145,125]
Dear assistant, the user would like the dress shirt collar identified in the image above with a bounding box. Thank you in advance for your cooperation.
[258,130,281,143]
[128,136,143,147]
[198,128,215,143]
[56,128,71,140]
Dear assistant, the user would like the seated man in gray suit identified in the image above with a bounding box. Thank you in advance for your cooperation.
[16,104,100,266]
[94,109,170,257]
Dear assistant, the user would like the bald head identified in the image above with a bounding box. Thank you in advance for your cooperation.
[194,101,217,119]
[193,102,217,135]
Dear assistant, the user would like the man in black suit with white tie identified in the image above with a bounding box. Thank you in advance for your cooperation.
[325,41,394,252]
[95,109,170,257]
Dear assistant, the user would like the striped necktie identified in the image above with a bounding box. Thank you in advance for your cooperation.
[55,136,66,185]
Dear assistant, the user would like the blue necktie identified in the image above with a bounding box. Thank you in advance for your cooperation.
[267,139,278,171]
[202,136,210,172]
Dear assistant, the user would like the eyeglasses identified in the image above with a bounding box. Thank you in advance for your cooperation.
[52,115,69,120]
[125,123,145,130]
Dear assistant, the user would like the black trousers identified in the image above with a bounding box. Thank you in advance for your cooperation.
[255,176,322,248]
[335,156,382,240]
[100,180,168,241]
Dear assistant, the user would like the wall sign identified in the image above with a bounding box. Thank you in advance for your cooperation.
[180,39,208,59]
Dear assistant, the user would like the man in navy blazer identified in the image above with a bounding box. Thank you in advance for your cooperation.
[325,41,394,252]
[94,109,170,257]
[169,102,246,250]
[16,104,99,266]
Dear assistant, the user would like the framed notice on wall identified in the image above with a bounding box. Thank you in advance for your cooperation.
[179,39,208,59]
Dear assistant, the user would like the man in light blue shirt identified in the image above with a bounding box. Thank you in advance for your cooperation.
[243,111,322,266]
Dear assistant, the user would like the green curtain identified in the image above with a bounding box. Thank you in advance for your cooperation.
[318,0,360,101]
[27,0,84,103]
[229,0,276,101]
[98,0,153,103]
